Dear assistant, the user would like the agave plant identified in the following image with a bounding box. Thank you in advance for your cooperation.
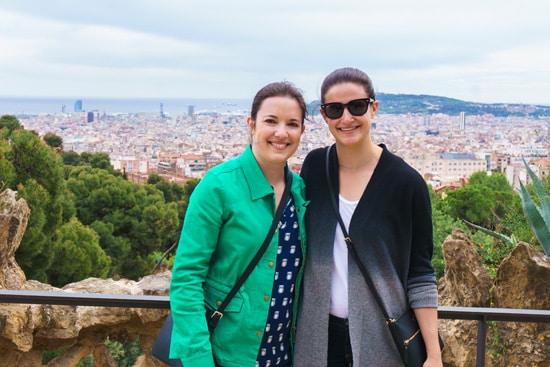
[518,158,550,256]
[462,219,518,248]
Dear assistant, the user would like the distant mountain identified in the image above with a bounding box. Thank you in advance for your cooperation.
[307,93,550,118]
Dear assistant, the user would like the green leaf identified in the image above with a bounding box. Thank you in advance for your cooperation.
[519,180,550,255]
[522,158,550,226]
[462,219,517,247]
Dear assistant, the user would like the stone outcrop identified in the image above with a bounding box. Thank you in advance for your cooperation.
[492,243,550,366]
[438,228,493,367]
[439,228,550,367]
[0,189,29,289]
[1,276,170,367]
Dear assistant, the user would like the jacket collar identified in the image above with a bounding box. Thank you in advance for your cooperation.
[239,145,280,201]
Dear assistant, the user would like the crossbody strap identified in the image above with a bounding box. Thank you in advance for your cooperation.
[208,171,294,329]
[324,145,391,321]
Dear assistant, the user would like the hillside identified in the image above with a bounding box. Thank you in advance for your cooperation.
[308,94,550,117]
[376,93,550,117]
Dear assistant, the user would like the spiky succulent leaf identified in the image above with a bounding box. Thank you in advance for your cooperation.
[522,158,550,224]
[462,219,517,247]
[519,180,550,255]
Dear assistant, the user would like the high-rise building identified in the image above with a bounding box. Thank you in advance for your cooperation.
[74,100,83,113]
[459,111,466,130]
[424,114,430,127]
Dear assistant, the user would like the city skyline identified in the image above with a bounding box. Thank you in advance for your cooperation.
[1,1,549,105]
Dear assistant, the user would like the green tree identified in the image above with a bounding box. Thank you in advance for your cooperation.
[468,171,516,228]
[438,185,495,228]
[0,137,16,190]
[6,128,70,282]
[0,114,22,134]
[15,179,53,281]
[43,132,63,149]
[48,217,111,286]
[67,166,180,279]
[61,150,83,166]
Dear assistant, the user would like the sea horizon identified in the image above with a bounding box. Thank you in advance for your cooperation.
[0,97,252,115]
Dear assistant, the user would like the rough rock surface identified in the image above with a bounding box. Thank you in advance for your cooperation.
[491,242,550,366]
[438,228,493,367]
[0,189,29,289]
[438,229,550,367]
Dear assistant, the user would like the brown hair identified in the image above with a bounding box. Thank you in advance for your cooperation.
[320,67,376,103]
[250,81,307,124]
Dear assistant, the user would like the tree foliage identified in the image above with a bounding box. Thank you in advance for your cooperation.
[0,114,22,134]
[61,150,84,167]
[49,217,111,286]
[66,166,180,279]
[4,128,70,282]
[43,132,63,149]
[1,116,189,285]
[435,171,518,230]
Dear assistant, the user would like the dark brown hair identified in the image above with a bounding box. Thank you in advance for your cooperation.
[250,81,307,124]
[320,67,376,103]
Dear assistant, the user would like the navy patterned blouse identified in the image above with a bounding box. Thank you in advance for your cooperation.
[256,195,302,367]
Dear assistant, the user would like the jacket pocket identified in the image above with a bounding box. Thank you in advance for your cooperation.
[203,277,244,313]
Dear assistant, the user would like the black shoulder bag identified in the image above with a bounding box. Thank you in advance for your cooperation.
[152,173,293,367]
[324,146,442,367]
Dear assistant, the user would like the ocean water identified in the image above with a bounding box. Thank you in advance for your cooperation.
[0,97,252,115]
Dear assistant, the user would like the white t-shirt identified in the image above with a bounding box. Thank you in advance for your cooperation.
[329,194,358,319]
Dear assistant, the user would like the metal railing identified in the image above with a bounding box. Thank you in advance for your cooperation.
[1,290,549,367]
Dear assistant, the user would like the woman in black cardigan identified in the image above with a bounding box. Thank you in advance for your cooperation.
[293,67,443,367]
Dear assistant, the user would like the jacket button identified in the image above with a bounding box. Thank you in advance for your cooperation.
[268,261,274,267]
[216,301,222,307]
[256,330,263,337]
[264,295,270,301]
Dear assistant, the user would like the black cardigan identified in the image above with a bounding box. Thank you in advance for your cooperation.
[294,144,438,366]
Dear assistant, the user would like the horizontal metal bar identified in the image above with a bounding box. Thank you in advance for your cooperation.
[1,291,549,324]
[0,290,170,309]
[437,306,550,323]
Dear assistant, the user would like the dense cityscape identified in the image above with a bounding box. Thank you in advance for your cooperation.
[7,96,550,192]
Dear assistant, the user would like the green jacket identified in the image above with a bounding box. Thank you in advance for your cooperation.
[169,145,308,367]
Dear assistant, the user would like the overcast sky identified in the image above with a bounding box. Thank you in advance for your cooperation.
[1,0,549,105]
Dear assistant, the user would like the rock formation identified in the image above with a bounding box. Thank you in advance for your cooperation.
[492,242,550,366]
[438,228,550,367]
[0,189,29,289]
[438,228,493,367]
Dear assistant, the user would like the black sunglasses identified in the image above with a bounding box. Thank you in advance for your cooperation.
[320,98,375,119]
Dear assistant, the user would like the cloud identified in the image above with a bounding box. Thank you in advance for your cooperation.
[0,1,549,104]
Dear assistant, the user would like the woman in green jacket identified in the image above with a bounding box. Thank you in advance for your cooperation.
[169,81,308,367]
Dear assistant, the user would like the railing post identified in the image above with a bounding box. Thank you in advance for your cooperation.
[476,315,487,367]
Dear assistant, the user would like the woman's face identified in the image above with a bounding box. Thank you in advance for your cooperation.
[321,82,379,147]
[247,96,305,168]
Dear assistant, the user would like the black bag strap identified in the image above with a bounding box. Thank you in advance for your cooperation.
[324,145,391,321]
[207,171,293,330]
